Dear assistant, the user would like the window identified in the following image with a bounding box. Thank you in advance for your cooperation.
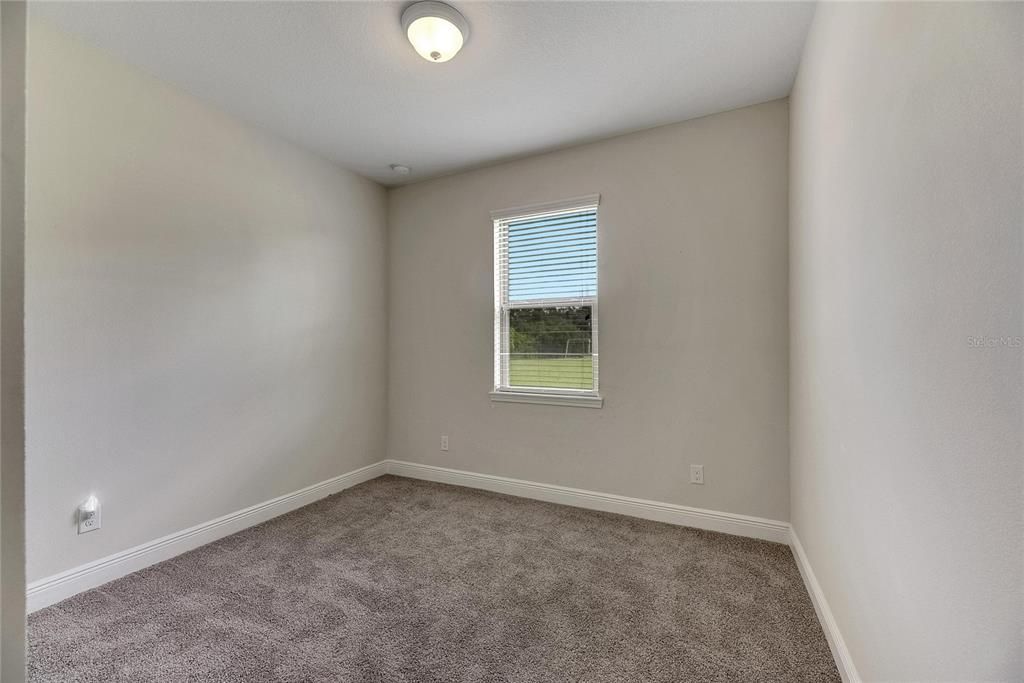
[491,195,602,408]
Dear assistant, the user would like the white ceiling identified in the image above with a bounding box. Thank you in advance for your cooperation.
[34,1,815,186]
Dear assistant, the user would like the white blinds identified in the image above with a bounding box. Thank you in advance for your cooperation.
[503,209,597,302]
[494,199,599,394]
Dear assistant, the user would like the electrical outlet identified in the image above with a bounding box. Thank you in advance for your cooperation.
[78,495,101,534]
[689,465,704,485]
[440,435,449,451]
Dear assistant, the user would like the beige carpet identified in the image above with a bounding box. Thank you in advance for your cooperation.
[29,475,839,682]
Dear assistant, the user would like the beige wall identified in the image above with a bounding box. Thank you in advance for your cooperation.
[1,2,26,679]
[25,20,389,582]
[789,3,1023,680]
[388,100,790,522]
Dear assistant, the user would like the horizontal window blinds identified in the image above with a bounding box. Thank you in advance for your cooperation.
[494,203,599,394]
[499,209,597,303]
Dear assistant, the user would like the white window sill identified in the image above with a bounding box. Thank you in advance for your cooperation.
[489,390,604,409]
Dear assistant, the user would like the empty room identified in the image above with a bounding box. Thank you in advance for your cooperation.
[0,0,1020,681]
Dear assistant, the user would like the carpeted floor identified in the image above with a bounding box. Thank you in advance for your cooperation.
[29,475,839,682]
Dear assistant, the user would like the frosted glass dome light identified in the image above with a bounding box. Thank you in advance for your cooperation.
[402,1,469,63]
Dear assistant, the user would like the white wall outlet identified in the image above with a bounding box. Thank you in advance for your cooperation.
[78,495,101,534]
[440,435,449,451]
[689,465,704,485]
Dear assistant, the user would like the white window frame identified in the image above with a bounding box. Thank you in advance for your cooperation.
[490,194,603,408]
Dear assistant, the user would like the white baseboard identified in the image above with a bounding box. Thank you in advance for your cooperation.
[28,459,787,612]
[27,460,388,613]
[384,460,790,544]
[789,527,860,683]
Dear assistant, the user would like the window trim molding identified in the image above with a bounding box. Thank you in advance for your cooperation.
[490,193,601,222]
[489,390,604,409]
[492,195,601,404]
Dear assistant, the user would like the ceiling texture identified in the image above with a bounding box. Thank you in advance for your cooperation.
[34,1,815,186]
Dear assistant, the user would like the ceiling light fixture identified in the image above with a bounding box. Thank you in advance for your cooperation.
[401,1,469,64]
[389,164,411,175]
